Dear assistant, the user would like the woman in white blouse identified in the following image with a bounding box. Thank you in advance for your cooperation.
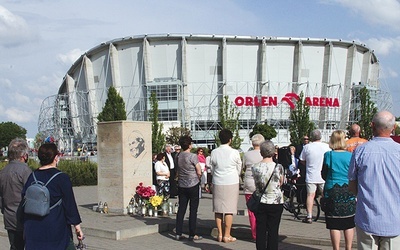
[154,153,170,198]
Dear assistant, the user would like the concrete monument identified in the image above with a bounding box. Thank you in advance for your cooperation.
[97,121,152,213]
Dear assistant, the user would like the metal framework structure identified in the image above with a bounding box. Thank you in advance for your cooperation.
[37,34,392,150]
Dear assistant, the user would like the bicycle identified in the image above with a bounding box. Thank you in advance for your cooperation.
[282,178,321,222]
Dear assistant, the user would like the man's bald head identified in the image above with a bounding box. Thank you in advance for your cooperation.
[349,124,361,137]
[372,111,396,137]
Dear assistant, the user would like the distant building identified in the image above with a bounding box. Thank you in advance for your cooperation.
[38,34,392,151]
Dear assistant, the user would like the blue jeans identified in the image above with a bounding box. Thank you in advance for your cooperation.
[175,183,200,237]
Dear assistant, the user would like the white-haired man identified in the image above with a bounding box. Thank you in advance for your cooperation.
[349,111,400,249]
[299,129,330,223]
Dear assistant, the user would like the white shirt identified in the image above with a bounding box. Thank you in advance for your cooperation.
[154,161,169,180]
[299,141,331,183]
[211,144,242,185]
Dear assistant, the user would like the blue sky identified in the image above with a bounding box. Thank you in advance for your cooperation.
[1,0,399,138]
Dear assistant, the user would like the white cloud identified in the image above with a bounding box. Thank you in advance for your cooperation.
[0,78,12,89]
[387,68,399,78]
[9,92,31,106]
[0,5,38,47]
[4,107,35,123]
[25,73,64,97]
[366,36,400,56]
[329,0,400,31]
[57,48,85,65]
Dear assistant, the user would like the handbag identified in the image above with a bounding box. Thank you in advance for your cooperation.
[246,163,277,213]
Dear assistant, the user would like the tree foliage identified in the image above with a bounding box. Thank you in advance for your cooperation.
[34,133,44,150]
[395,126,400,136]
[289,92,316,145]
[216,95,243,149]
[149,92,165,154]
[250,123,277,140]
[0,122,27,149]
[97,86,127,122]
[166,126,191,146]
[356,87,378,140]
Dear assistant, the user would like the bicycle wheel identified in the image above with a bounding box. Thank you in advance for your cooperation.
[294,197,320,221]
[313,197,320,221]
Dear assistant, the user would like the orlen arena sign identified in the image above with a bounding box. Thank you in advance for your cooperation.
[234,93,340,109]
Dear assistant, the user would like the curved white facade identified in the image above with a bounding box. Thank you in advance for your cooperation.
[38,34,391,150]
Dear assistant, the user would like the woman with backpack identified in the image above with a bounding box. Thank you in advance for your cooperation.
[22,143,84,250]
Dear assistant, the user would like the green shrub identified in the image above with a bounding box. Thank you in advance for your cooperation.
[57,160,98,186]
[0,159,97,187]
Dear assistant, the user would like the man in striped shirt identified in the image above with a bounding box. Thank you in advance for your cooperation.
[349,111,400,250]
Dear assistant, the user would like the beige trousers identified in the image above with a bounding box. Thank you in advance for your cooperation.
[356,226,400,250]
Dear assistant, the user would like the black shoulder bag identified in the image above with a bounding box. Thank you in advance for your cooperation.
[246,163,277,213]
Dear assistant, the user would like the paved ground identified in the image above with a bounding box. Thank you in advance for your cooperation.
[0,185,356,249]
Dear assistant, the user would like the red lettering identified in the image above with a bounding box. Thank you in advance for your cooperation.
[333,98,339,107]
[325,98,332,106]
[259,96,266,106]
[235,97,244,106]
[270,97,277,106]
[320,98,326,107]
[305,97,312,106]
[235,95,338,107]
[245,97,253,106]
[312,97,319,106]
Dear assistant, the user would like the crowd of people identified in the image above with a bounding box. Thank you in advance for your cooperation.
[0,140,83,250]
[1,110,399,250]
[164,110,399,250]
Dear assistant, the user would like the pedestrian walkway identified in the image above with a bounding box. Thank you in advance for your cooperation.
[0,185,356,249]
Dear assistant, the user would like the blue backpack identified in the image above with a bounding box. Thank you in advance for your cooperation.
[23,172,63,216]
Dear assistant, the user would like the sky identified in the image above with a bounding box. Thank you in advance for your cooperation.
[1,0,400,138]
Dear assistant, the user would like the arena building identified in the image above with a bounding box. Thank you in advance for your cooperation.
[38,34,392,151]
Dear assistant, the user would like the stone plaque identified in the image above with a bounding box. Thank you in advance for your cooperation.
[97,121,152,213]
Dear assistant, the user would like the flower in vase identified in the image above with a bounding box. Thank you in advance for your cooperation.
[149,195,163,208]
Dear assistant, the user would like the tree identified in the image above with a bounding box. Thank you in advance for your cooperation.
[216,95,243,149]
[289,92,316,145]
[356,87,378,140]
[166,126,191,146]
[34,133,44,150]
[97,86,127,122]
[149,92,165,154]
[0,122,27,149]
[250,123,277,140]
[395,126,400,136]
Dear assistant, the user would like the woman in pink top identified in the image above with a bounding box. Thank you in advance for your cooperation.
[197,148,207,192]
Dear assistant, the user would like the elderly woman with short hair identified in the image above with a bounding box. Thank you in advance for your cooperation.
[242,134,265,241]
[252,140,284,250]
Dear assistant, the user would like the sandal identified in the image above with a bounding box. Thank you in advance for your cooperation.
[217,236,222,242]
[189,235,203,241]
[302,217,312,224]
[223,236,237,243]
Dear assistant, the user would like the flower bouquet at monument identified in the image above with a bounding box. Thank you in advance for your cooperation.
[149,195,163,211]
[135,182,156,206]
